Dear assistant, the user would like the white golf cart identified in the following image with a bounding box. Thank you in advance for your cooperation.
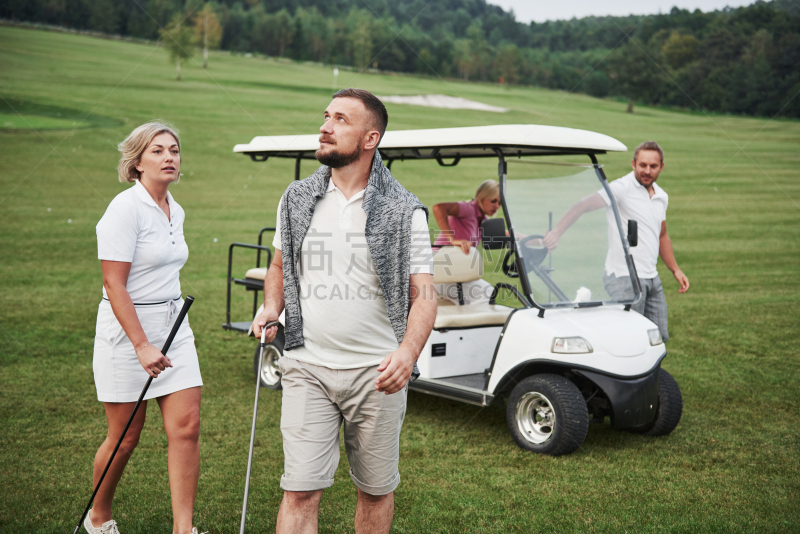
[231,124,682,456]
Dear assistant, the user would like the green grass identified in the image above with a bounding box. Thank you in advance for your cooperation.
[1,25,799,533]
[0,113,90,129]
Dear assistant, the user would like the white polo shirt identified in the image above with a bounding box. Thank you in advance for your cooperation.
[598,172,668,279]
[96,180,188,302]
[273,179,433,369]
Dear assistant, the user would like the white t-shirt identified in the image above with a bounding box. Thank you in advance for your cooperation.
[273,179,433,369]
[96,180,188,302]
[598,172,668,279]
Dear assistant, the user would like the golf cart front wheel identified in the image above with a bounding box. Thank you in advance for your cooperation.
[253,332,284,390]
[629,369,682,436]
[507,374,589,456]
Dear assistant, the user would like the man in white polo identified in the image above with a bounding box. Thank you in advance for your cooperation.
[543,141,689,341]
[252,88,436,534]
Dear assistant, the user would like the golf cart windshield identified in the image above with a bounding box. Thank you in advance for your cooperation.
[504,161,637,309]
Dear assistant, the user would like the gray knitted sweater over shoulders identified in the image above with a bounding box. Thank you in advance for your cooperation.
[279,151,428,352]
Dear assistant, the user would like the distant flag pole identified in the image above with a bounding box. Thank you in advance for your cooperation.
[333,68,339,92]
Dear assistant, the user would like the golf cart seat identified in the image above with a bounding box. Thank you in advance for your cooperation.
[223,228,275,333]
[432,247,513,329]
[245,267,267,280]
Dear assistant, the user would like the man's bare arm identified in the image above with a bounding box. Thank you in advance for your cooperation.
[401,273,437,357]
[658,221,689,293]
[251,248,285,341]
[543,192,607,250]
[375,273,437,394]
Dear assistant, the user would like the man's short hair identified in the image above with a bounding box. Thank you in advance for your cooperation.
[633,141,664,163]
[333,88,388,145]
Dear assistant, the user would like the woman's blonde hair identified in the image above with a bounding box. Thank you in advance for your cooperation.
[474,179,499,205]
[117,121,181,183]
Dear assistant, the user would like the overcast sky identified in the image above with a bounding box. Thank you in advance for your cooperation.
[488,0,755,23]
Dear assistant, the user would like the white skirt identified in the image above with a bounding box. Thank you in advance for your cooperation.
[93,298,203,403]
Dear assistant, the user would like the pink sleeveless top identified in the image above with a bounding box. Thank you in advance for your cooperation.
[433,200,487,247]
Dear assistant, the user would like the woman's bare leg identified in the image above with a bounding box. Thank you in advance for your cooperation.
[89,401,148,526]
[157,387,201,534]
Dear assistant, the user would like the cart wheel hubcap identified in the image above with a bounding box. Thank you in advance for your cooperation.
[260,346,281,385]
[516,392,556,444]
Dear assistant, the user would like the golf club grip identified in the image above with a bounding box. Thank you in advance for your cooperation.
[160,295,194,356]
[72,296,194,534]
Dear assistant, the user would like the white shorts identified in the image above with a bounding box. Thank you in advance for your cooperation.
[93,298,202,403]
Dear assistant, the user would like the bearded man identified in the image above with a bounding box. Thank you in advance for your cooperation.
[543,141,689,342]
[252,88,436,534]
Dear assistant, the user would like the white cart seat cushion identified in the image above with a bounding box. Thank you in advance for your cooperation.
[432,246,483,284]
[434,301,514,329]
[245,267,267,280]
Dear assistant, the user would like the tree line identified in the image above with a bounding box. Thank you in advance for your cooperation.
[2,0,799,117]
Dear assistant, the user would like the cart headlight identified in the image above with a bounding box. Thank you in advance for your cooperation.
[648,328,663,346]
[552,337,593,354]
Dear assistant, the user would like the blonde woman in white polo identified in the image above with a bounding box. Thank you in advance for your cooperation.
[86,122,202,534]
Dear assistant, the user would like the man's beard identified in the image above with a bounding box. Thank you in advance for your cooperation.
[634,169,653,185]
[316,143,361,168]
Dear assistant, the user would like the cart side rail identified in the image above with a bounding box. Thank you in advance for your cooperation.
[225,242,273,328]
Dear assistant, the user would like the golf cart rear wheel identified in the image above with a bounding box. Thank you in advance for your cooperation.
[629,369,682,436]
[507,374,589,456]
[253,332,284,390]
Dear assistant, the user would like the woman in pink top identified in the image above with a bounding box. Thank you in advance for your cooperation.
[432,180,500,304]
[433,180,500,252]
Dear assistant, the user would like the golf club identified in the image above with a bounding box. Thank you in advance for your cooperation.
[240,319,281,534]
[72,296,195,534]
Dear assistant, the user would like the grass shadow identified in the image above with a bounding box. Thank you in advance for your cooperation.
[0,98,122,131]
[216,79,335,97]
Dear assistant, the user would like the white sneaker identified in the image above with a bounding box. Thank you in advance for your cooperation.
[191,529,207,534]
[84,511,121,534]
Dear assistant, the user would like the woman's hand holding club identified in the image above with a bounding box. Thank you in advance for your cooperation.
[134,342,173,378]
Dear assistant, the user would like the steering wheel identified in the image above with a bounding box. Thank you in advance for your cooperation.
[503,234,547,278]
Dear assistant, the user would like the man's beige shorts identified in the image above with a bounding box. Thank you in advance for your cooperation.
[278,356,408,495]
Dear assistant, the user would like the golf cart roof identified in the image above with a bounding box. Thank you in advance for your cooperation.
[233,124,627,162]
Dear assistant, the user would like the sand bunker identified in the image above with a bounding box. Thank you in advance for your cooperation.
[378,94,508,113]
